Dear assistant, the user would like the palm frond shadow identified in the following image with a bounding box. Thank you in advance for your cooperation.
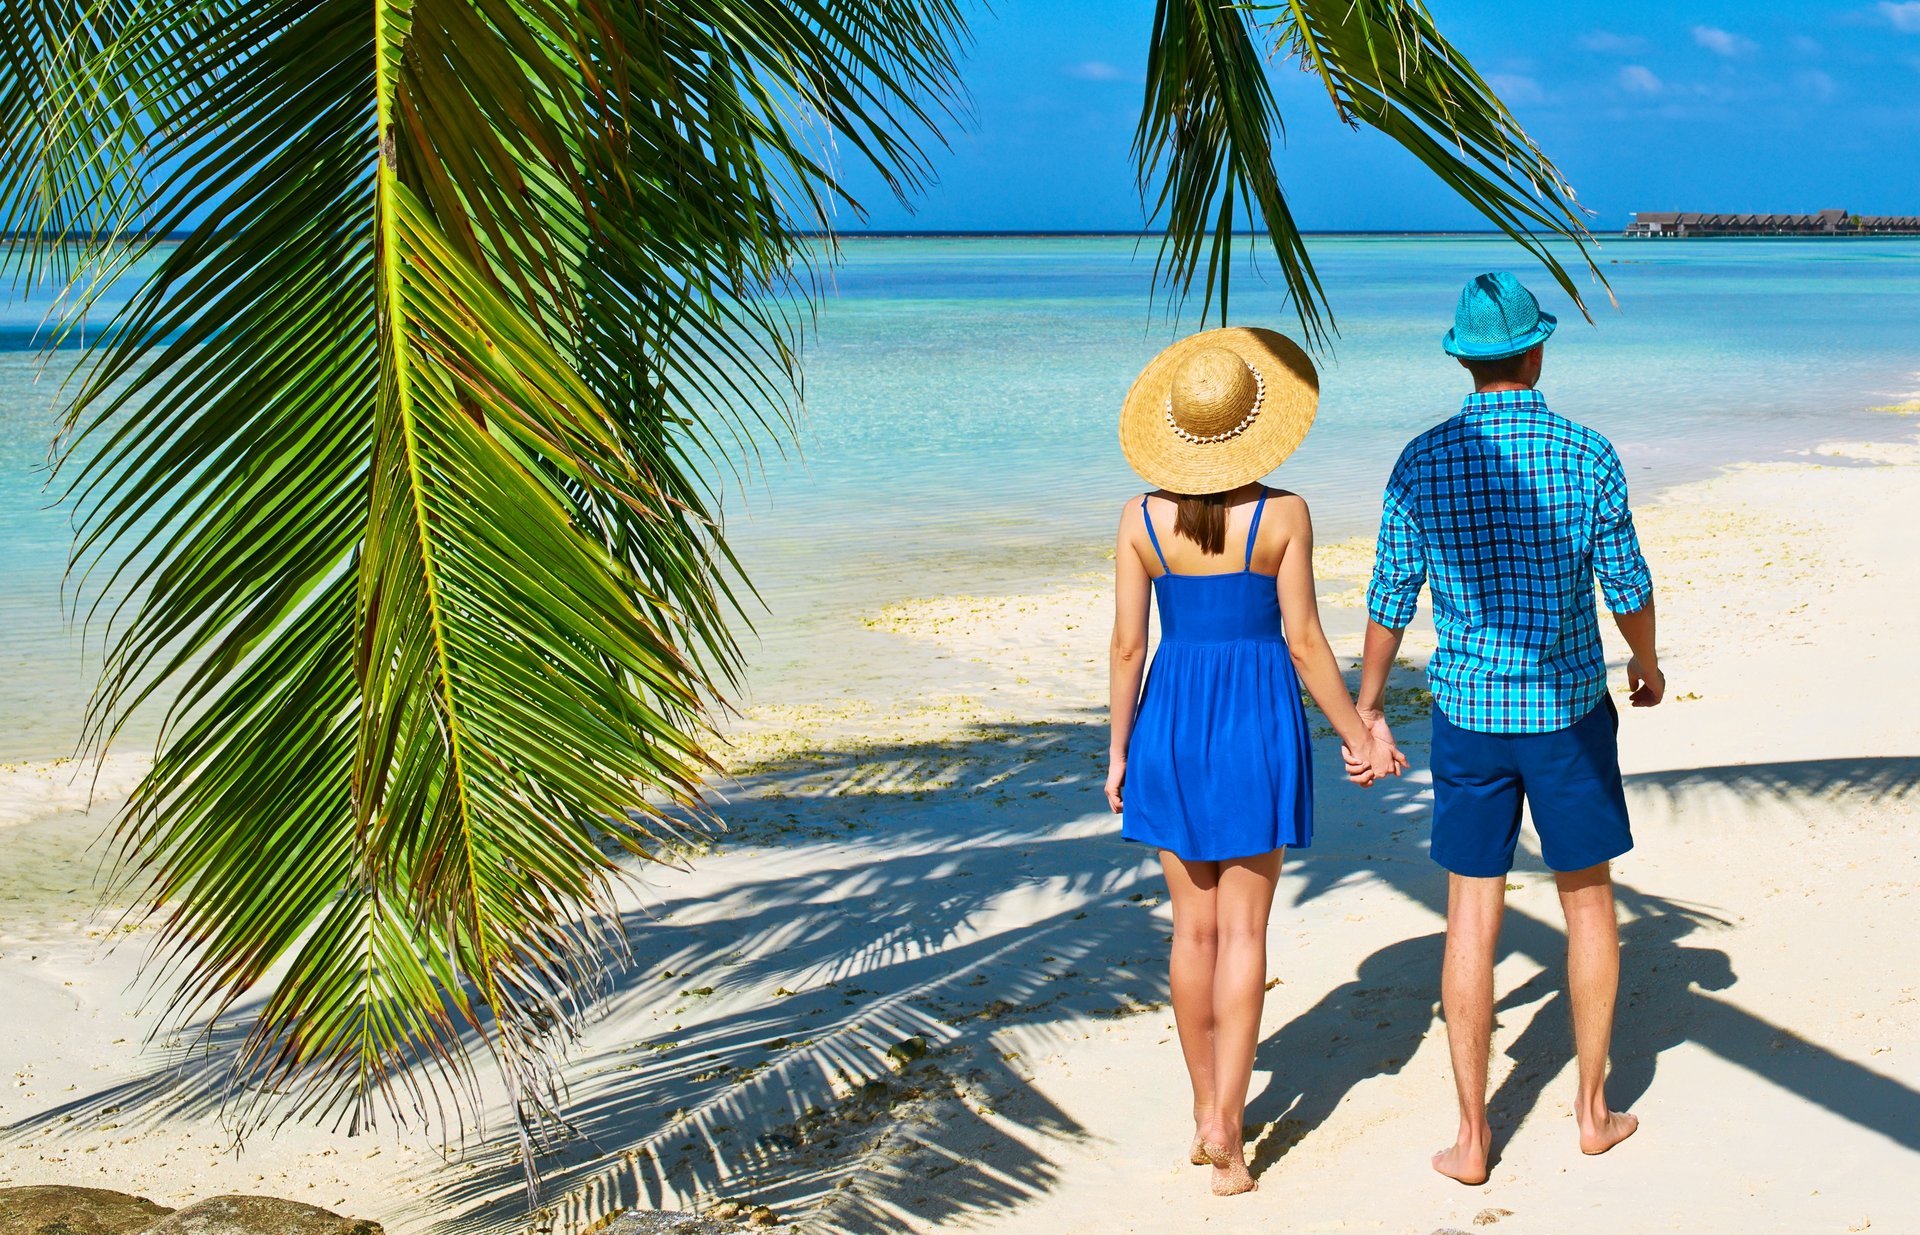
[426,712,1172,1234]
[1,1014,256,1135]
[1,968,496,1147]
[15,714,1917,1232]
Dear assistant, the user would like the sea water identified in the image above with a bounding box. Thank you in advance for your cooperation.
[1,236,1915,759]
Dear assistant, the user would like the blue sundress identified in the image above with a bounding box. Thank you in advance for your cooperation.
[1121,489,1315,860]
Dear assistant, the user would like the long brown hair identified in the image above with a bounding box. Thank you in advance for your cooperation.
[1172,491,1229,555]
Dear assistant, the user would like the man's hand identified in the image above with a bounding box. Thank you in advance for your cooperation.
[1342,709,1410,786]
[1627,656,1665,707]
[1105,756,1126,813]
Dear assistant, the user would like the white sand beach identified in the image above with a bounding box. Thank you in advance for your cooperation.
[3,429,1918,1234]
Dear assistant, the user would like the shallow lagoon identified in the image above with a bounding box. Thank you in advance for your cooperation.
[0,236,1914,757]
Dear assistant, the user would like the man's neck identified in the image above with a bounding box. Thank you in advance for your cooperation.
[1472,381,1537,395]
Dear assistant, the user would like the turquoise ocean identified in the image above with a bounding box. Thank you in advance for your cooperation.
[1,236,1916,760]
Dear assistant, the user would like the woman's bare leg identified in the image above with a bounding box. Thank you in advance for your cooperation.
[1159,851,1221,1152]
[1199,849,1283,1189]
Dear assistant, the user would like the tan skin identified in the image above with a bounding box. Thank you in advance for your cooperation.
[1108,483,1405,1192]
[1348,344,1656,1183]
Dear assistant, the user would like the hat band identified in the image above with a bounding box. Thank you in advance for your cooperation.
[1164,360,1266,445]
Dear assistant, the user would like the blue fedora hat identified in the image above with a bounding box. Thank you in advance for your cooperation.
[1442,271,1557,360]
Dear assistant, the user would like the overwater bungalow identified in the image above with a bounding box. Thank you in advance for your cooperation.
[1625,209,1920,237]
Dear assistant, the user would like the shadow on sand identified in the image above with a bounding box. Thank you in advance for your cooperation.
[9,715,1919,1233]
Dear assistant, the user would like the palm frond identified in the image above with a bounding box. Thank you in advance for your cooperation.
[1137,0,1608,340]
[5,0,967,1159]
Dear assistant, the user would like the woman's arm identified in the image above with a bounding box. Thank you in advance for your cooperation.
[1107,499,1152,813]
[1273,496,1404,784]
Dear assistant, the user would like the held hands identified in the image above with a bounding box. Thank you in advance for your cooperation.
[1627,655,1666,707]
[1341,709,1410,788]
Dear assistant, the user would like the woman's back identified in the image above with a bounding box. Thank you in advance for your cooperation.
[1135,487,1294,577]
[1139,488,1286,647]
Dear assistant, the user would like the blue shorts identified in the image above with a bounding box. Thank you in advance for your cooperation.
[1429,695,1633,878]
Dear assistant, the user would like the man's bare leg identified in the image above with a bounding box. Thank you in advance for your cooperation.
[1557,862,1639,1154]
[1434,873,1505,1184]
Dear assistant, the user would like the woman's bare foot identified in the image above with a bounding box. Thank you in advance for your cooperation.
[1201,1141,1257,1196]
[1431,1120,1492,1185]
[1579,1109,1639,1155]
[1199,1118,1257,1195]
[1190,1105,1214,1165]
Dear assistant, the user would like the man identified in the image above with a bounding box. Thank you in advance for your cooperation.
[1351,272,1664,1185]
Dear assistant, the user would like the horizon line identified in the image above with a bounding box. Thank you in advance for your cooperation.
[827,228,1519,239]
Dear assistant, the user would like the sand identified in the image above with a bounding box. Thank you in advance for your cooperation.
[2,431,1917,1235]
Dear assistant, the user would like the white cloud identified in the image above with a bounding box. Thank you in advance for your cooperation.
[1064,61,1126,81]
[1581,30,1646,53]
[1882,2,1920,33]
[1692,25,1757,57]
[1794,68,1840,99]
[1487,73,1544,104]
[1618,64,1665,94]
[1789,35,1825,56]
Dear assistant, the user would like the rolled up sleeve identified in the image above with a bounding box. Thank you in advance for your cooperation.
[1592,443,1653,613]
[1366,447,1427,629]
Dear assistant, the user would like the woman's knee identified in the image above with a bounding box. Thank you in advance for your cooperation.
[1172,916,1220,950]
[1213,918,1268,951]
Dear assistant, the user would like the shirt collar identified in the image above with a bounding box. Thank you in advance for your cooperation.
[1460,388,1549,415]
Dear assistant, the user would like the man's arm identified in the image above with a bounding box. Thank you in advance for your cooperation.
[1358,619,1406,718]
[1349,621,1408,782]
[1349,449,1426,772]
[1613,600,1664,707]
[1593,443,1663,707]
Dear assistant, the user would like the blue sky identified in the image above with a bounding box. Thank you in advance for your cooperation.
[836,1,1920,231]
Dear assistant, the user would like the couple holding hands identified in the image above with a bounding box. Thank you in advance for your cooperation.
[1105,273,1664,1196]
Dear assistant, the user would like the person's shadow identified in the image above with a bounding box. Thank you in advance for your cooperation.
[1487,907,1735,1137]
[1244,931,1444,1176]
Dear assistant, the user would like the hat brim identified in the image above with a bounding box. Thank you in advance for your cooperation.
[1442,312,1557,360]
[1118,327,1319,494]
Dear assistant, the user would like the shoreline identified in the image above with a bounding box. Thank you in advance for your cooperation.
[4,419,1918,1233]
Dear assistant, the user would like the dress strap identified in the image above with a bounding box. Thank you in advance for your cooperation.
[1244,487,1270,570]
[1141,497,1172,573]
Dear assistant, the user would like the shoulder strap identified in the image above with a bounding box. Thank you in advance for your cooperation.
[1244,487,1270,570]
[1141,497,1172,572]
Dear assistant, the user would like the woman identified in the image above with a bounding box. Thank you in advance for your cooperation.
[1105,327,1404,1196]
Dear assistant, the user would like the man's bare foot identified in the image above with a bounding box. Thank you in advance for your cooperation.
[1431,1121,1492,1185]
[1578,1109,1639,1155]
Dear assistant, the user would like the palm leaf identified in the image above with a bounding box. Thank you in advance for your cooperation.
[3,0,967,1158]
[1138,0,1609,339]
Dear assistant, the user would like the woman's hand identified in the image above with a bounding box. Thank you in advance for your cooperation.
[1342,734,1381,787]
[1342,710,1408,787]
[1105,756,1126,813]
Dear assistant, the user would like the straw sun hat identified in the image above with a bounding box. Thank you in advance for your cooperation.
[1118,327,1319,493]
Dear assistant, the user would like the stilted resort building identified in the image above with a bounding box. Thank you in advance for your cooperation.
[1625,209,1920,238]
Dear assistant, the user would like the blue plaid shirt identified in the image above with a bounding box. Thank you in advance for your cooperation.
[1366,390,1654,733]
